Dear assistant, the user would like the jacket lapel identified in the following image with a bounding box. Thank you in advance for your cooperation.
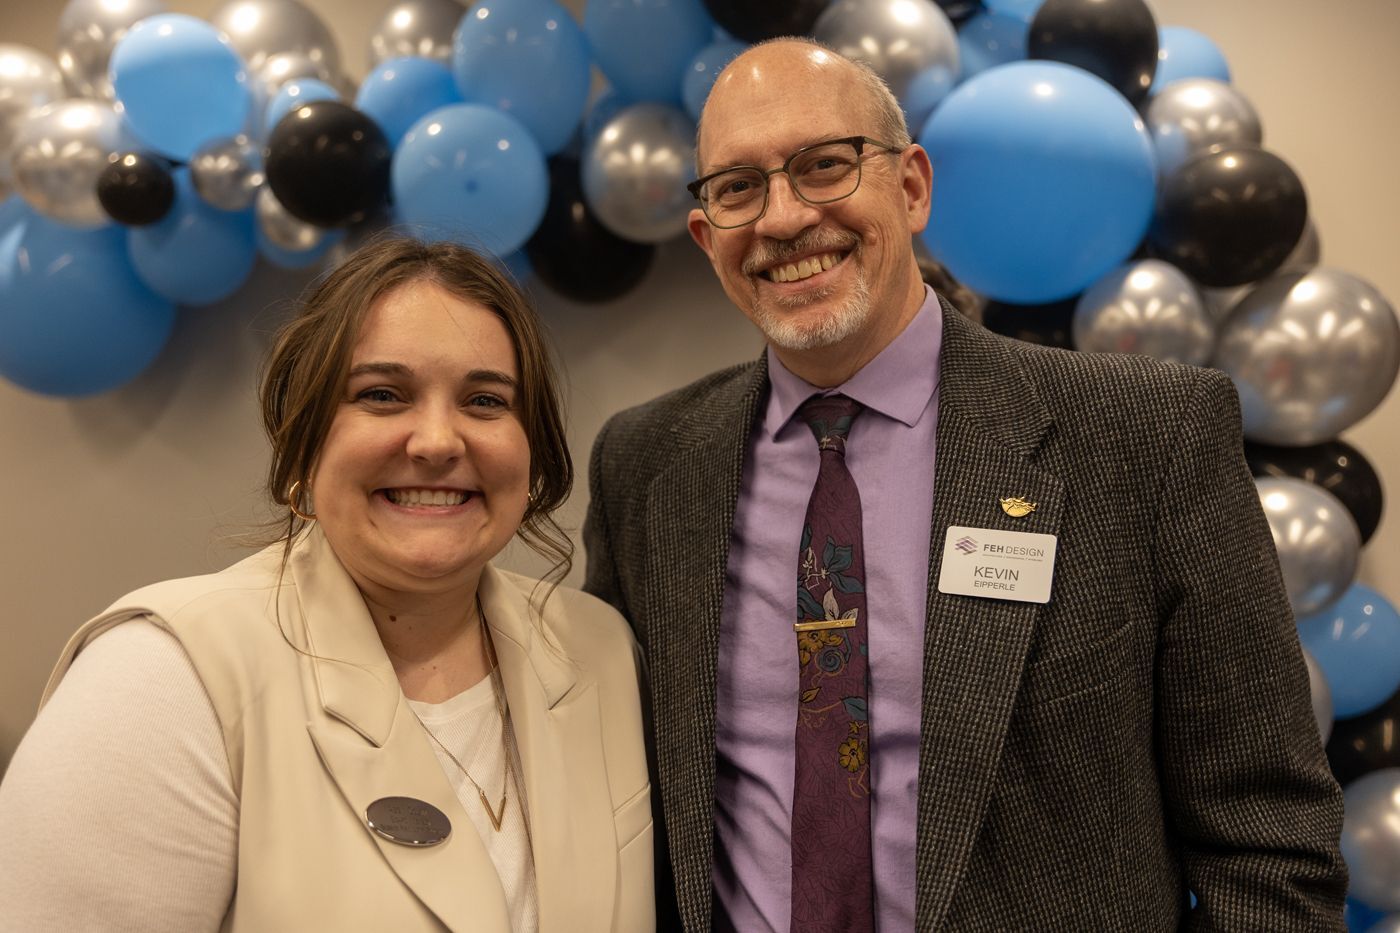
[478,566,618,933]
[642,358,768,931]
[292,528,512,933]
[914,310,1065,928]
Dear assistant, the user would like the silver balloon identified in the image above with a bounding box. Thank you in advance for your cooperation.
[257,50,335,92]
[191,136,264,211]
[1367,915,1400,933]
[256,186,329,253]
[54,0,166,100]
[1146,78,1262,177]
[1255,477,1360,619]
[368,0,465,67]
[210,0,341,84]
[0,45,65,184]
[1341,768,1400,911]
[1214,269,1400,445]
[1302,648,1333,744]
[1072,259,1213,365]
[1279,216,1321,274]
[814,0,960,134]
[582,103,696,244]
[10,99,130,227]
[1198,282,1251,325]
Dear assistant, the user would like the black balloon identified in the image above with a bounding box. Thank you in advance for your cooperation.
[525,157,655,303]
[1327,684,1400,786]
[1148,147,1308,288]
[981,295,1078,349]
[1028,0,1158,105]
[265,101,392,228]
[1245,439,1384,544]
[702,0,828,42]
[96,151,176,226]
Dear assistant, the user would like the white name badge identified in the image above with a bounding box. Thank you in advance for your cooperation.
[938,525,1058,604]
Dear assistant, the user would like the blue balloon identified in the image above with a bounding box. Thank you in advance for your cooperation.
[982,0,1042,21]
[1150,26,1231,96]
[1298,584,1400,719]
[392,104,548,256]
[0,197,175,396]
[682,39,746,123]
[1345,897,1386,932]
[128,171,257,306]
[356,57,462,148]
[918,61,1157,304]
[265,78,340,134]
[583,0,713,105]
[451,0,591,155]
[958,12,1029,81]
[109,14,252,160]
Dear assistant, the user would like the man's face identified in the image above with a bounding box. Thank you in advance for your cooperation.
[688,45,931,356]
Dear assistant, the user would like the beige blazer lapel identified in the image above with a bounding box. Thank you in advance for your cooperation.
[478,566,618,933]
[914,309,1066,928]
[292,528,513,933]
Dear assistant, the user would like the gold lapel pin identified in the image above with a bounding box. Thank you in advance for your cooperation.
[999,496,1037,518]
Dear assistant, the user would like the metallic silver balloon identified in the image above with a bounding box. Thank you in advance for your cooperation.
[368,0,465,66]
[1279,216,1321,274]
[582,103,696,244]
[0,45,65,185]
[54,0,166,100]
[210,0,341,85]
[814,0,960,134]
[1072,259,1213,365]
[1302,648,1333,744]
[10,99,131,227]
[256,186,331,252]
[1255,477,1360,619]
[191,136,264,211]
[1367,915,1400,933]
[1214,269,1400,446]
[1198,282,1251,324]
[1146,77,1262,177]
[1341,768,1400,911]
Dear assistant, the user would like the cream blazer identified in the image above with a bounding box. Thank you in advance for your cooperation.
[41,526,655,933]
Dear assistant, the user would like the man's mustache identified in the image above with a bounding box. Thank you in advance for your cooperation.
[742,229,860,276]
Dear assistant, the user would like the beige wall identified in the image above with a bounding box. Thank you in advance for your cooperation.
[3,0,1398,768]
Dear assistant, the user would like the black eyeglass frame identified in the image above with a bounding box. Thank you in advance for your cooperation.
[686,135,906,229]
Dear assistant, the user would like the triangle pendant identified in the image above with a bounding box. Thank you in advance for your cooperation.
[478,787,507,832]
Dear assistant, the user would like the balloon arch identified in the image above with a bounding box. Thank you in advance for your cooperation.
[2,0,1400,911]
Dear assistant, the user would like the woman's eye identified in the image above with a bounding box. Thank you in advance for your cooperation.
[355,387,402,404]
[468,393,509,410]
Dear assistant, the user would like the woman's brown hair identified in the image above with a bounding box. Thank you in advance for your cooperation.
[259,236,574,586]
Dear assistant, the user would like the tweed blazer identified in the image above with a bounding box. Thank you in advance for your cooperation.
[583,303,1347,931]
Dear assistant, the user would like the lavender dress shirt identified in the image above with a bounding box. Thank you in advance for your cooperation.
[712,289,943,932]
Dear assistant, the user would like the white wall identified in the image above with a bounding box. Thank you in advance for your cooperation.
[3,0,1398,768]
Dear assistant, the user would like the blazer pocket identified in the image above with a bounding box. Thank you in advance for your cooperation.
[1016,621,1137,709]
[613,782,652,851]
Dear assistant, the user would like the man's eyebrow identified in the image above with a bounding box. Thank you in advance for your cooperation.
[705,136,852,174]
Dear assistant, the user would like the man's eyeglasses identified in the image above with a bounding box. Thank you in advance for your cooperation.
[687,135,905,230]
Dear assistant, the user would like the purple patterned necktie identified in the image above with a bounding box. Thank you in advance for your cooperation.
[791,394,874,933]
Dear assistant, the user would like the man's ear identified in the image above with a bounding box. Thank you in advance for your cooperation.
[688,208,716,259]
[901,144,934,235]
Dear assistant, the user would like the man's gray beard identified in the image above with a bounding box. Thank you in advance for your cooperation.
[750,265,874,351]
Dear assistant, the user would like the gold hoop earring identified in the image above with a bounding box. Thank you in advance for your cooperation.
[288,480,317,521]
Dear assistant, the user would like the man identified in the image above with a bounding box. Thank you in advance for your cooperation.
[583,39,1345,932]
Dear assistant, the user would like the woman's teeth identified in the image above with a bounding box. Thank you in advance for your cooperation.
[767,252,839,283]
[386,489,468,507]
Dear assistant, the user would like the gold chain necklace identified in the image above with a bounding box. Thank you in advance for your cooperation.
[413,601,515,832]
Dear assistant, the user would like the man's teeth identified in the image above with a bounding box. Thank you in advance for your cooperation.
[386,489,469,507]
[767,252,839,283]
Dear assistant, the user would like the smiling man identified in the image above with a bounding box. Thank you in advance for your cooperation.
[583,39,1346,932]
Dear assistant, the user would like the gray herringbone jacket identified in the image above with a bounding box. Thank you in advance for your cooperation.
[583,303,1346,932]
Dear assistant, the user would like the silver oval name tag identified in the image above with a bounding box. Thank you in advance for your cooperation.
[366,796,451,847]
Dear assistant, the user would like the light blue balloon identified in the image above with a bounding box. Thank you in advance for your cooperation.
[392,103,548,256]
[451,0,591,155]
[918,61,1157,304]
[356,56,462,148]
[0,197,175,397]
[682,39,745,123]
[958,11,1029,82]
[1298,583,1400,719]
[583,0,713,105]
[983,0,1042,22]
[1150,26,1231,96]
[109,13,252,160]
[128,171,257,306]
[265,78,340,134]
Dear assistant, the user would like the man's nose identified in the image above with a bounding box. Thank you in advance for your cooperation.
[753,173,821,240]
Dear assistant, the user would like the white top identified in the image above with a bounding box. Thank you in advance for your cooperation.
[0,618,539,933]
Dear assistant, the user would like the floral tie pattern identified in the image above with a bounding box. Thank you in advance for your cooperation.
[791,394,874,933]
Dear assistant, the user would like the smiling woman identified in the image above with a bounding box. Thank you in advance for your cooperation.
[0,238,655,933]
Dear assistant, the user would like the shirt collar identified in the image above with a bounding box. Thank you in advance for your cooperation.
[765,286,944,436]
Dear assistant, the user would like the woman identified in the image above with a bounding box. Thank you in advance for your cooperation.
[0,239,654,932]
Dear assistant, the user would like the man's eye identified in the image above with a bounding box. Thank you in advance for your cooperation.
[721,178,755,197]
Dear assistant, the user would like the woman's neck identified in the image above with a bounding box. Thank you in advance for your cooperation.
[362,587,493,704]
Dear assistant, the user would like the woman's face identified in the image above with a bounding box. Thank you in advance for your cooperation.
[310,280,531,600]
